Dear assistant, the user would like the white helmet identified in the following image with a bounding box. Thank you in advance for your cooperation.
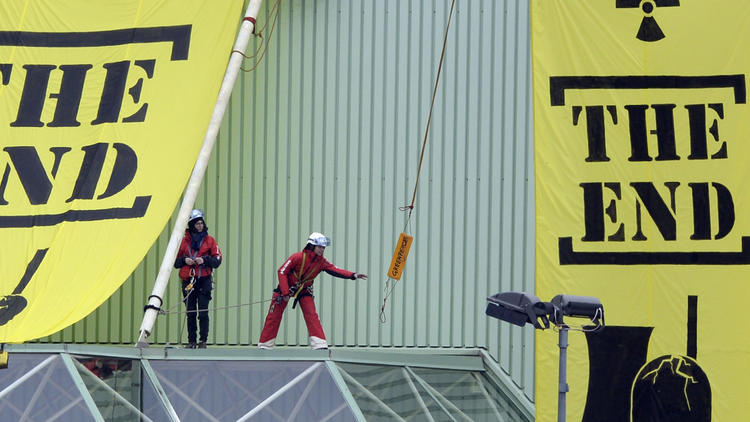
[189,209,205,224]
[307,232,331,247]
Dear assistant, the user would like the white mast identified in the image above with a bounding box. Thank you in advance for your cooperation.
[136,0,264,347]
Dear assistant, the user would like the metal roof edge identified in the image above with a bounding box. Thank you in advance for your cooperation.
[479,348,536,421]
[329,348,485,371]
[6,343,331,361]
[6,343,145,359]
[7,344,488,365]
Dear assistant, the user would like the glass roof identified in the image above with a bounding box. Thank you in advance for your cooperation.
[0,354,96,421]
[0,348,532,421]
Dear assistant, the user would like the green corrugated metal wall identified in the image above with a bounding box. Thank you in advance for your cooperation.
[39,0,535,401]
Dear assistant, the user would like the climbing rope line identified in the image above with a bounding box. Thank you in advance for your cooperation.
[381,0,456,324]
[165,288,271,345]
[400,0,457,219]
[161,298,273,316]
[153,278,273,345]
[232,0,283,72]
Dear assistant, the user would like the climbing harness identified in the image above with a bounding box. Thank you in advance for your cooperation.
[184,269,196,292]
[290,253,320,309]
[271,252,321,310]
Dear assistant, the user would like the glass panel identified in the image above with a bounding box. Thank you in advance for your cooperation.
[411,367,526,422]
[407,372,454,422]
[75,356,165,422]
[139,363,176,422]
[149,360,355,422]
[0,353,96,421]
[337,362,451,422]
[474,371,530,422]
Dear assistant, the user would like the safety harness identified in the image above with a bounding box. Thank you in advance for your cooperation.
[184,239,206,292]
[273,252,321,310]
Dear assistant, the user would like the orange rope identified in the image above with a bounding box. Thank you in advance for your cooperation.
[401,0,457,218]
[384,0,456,324]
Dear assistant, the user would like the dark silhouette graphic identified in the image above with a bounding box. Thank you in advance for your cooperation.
[631,296,710,421]
[0,249,48,325]
[581,296,710,421]
[583,326,654,421]
[631,354,710,421]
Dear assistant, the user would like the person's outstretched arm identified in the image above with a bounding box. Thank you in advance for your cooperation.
[323,263,367,280]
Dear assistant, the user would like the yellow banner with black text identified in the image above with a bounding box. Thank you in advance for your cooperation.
[533,1,750,421]
[0,1,243,342]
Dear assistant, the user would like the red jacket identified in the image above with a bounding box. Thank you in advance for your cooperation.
[278,249,355,295]
[175,230,222,280]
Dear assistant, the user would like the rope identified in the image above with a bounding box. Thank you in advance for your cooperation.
[176,287,193,345]
[232,0,283,72]
[157,283,273,347]
[160,297,273,316]
[379,218,412,323]
[382,0,456,324]
[400,0,457,218]
[165,286,273,346]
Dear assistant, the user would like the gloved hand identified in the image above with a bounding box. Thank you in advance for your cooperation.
[354,273,368,280]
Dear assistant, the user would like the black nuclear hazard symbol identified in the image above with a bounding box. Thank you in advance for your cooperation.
[616,0,680,42]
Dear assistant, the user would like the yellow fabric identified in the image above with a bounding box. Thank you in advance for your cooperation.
[533,2,750,420]
[0,1,243,343]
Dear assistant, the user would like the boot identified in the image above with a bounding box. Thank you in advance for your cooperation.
[185,342,197,349]
[198,341,207,349]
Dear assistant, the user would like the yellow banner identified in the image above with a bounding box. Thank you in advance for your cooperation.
[533,2,750,421]
[0,1,242,342]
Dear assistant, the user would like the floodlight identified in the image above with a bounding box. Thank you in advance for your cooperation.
[550,294,604,327]
[485,292,552,329]
[486,291,605,422]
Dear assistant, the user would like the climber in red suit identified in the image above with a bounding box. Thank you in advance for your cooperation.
[258,232,368,349]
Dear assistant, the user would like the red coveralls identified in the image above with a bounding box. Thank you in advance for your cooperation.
[258,249,356,349]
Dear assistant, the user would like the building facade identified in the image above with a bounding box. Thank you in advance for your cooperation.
[39,0,536,407]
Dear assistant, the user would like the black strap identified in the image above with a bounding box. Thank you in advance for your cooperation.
[273,285,312,309]
[292,289,312,309]
[144,304,162,313]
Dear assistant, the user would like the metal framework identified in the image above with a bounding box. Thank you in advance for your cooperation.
[0,345,533,421]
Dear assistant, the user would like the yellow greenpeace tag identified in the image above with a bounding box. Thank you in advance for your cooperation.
[387,233,413,280]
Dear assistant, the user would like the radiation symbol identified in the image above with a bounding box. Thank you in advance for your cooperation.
[616,0,680,42]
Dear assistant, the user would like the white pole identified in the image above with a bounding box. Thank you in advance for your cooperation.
[136,0,264,347]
